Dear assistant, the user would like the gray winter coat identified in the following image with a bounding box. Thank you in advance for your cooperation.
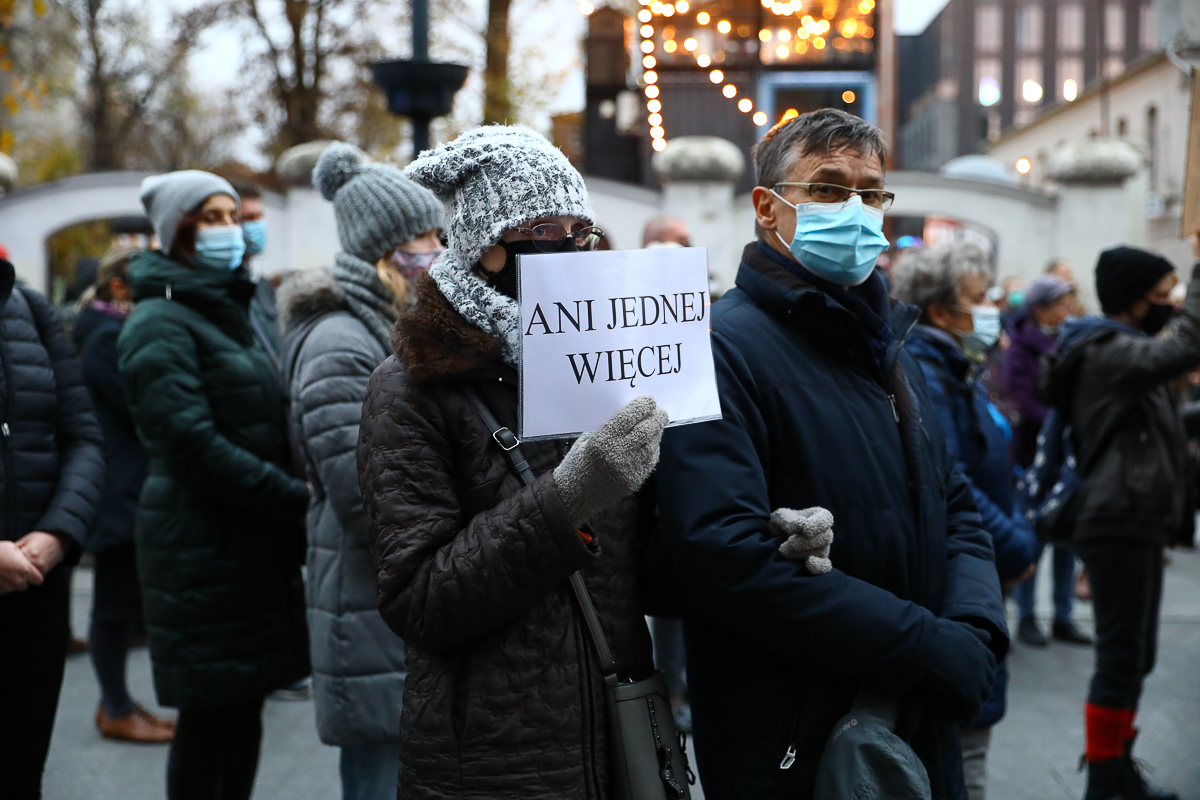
[279,268,406,747]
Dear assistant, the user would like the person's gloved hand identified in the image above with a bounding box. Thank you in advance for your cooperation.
[554,396,670,525]
[770,507,834,574]
[916,618,997,723]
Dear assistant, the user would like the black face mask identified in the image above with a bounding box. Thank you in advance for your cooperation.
[485,237,580,300]
[1140,301,1174,335]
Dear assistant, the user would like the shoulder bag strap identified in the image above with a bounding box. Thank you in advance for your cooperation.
[459,381,619,677]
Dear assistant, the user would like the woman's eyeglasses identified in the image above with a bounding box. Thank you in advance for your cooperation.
[510,224,606,252]
[773,182,895,212]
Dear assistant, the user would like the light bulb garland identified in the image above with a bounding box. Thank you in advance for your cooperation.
[580,0,875,149]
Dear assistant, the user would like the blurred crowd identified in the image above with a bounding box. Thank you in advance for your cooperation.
[2,110,1199,800]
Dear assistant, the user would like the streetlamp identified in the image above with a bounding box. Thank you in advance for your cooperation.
[370,0,468,159]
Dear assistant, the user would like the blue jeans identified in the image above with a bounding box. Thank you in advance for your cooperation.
[340,743,399,800]
[1014,544,1076,622]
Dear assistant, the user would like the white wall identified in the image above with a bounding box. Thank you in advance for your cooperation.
[988,56,1194,270]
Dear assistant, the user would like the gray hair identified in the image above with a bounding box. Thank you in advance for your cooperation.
[752,108,887,190]
[891,242,996,313]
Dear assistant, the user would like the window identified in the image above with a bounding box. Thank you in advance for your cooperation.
[1117,117,1127,136]
[1104,56,1125,78]
[1147,105,1158,190]
[1140,3,1156,51]
[1017,58,1043,104]
[976,58,1002,106]
[1058,57,1083,100]
[976,5,1002,53]
[1058,5,1084,51]
[1105,3,1125,52]
[1016,5,1043,53]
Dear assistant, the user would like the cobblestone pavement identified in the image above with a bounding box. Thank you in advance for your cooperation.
[42,548,1200,800]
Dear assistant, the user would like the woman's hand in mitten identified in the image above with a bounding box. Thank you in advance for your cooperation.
[553,396,670,526]
[770,507,834,574]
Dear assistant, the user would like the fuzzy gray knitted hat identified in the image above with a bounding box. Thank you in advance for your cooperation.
[140,170,239,254]
[404,126,594,365]
[313,142,445,262]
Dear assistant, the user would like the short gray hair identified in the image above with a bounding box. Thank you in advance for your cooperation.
[891,242,995,313]
[752,108,887,190]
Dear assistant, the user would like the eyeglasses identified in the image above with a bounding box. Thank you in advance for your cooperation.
[510,224,606,252]
[773,182,895,212]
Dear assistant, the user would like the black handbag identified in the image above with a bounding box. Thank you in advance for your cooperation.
[461,383,692,800]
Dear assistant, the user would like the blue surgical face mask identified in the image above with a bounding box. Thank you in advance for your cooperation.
[956,304,1001,352]
[242,220,267,257]
[193,225,247,271]
[770,191,890,286]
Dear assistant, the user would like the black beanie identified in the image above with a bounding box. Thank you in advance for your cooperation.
[1095,246,1174,314]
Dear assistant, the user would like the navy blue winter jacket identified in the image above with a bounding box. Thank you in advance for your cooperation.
[907,326,1038,729]
[656,243,1008,800]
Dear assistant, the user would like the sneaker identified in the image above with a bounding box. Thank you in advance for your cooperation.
[96,704,175,743]
[269,676,312,701]
[1052,619,1093,645]
[1017,617,1048,647]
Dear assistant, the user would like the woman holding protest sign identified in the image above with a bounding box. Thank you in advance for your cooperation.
[357,125,677,799]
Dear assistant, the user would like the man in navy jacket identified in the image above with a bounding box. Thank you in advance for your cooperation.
[656,109,1009,799]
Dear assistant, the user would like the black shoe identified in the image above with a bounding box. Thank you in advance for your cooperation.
[1018,617,1048,647]
[1053,619,1094,645]
[1119,732,1179,800]
[1084,757,1123,800]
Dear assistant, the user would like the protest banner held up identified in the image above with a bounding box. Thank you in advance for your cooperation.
[518,247,721,440]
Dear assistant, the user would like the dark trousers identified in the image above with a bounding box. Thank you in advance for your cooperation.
[1076,541,1164,709]
[167,698,265,800]
[0,564,70,800]
[651,617,688,698]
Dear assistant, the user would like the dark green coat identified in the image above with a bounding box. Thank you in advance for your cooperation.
[118,249,311,709]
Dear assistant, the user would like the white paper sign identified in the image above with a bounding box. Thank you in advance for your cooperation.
[518,247,721,440]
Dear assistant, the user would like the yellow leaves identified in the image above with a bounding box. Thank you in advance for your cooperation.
[33,0,45,15]
[0,60,12,72]
[0,130,13,155]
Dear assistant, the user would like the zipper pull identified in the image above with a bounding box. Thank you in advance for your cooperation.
[1,422,9,437]
[780,743,797,770]
[888,394,900,423]
[165,284,173,301]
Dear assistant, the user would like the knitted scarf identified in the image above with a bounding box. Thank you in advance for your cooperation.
[331,252,398,352]
[429,252,521,367]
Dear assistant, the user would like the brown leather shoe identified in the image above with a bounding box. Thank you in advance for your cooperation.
[96,704,175,743]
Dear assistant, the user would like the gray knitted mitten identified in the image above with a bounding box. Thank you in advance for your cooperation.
[771,507,835,574]
[553,396,670,526]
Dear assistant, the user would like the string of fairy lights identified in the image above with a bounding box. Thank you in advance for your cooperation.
[579,0,876,152]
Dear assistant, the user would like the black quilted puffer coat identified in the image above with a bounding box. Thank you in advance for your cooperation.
[357,274,675,800]
[0,258,104,550]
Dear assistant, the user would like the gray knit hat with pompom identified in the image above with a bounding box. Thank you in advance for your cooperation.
[404,125,593,272]
[312,142,445,262]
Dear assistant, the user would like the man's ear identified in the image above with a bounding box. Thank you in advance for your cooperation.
[752,187,780,234]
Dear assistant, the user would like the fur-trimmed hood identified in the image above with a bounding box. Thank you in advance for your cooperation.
[393,271,503,384]
[277,267,347,336]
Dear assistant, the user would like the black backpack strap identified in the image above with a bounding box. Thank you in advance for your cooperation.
[459,381,619,677]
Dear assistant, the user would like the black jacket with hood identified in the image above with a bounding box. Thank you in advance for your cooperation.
[0,258,104,552]
[1040,264,1200,546]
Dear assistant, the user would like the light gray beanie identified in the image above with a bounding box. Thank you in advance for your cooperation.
[403,125,594,366]
[139,170,240,255]
[313,142,445,262]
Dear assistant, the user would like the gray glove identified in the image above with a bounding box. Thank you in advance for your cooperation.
[554,396,670,526]
[770,507,834,575]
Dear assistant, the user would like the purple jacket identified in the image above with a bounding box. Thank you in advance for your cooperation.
[1003,312,1059,468]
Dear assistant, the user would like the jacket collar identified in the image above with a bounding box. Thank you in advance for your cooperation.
[0,258,14,306]
[394,271,508,385]
[129,249,255,308]
[908,325,972,382]
[736,240,918,385]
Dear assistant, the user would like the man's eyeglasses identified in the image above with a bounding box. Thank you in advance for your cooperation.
[510,224,606,252]
[773,182,895,212]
